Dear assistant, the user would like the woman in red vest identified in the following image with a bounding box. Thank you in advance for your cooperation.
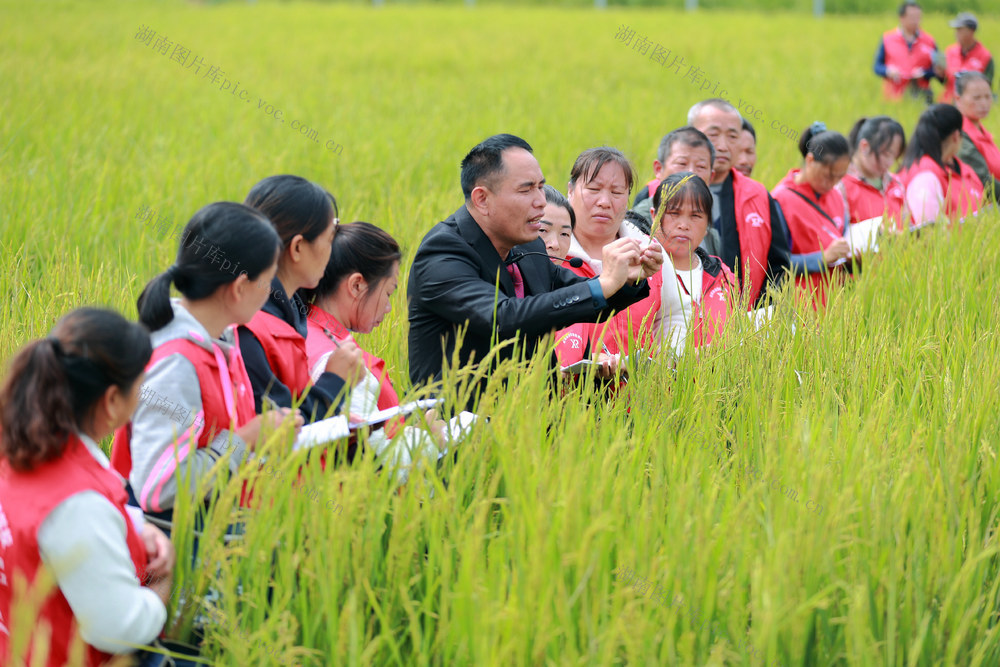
[111,202,301,528]
[837,116,908,232]
[302,222,467,484]
[612,172,736,356]
[771,123,853,307]
[0,308,172,666]
[239,175,365,423]
[955,72,1000,201]
[555,147,653,374]
[900,104,984,226]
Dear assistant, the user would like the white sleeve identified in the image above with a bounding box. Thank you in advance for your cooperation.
[906,171,944,226]
[38,491,166,654]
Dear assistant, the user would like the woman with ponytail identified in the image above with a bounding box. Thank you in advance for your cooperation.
[900,103,984,226]
[239,175,365,423]
[0,308,172,666]
[771,122,853,307]
[302,222,471,484]
[110,202,301,532]
[838,116,908,231]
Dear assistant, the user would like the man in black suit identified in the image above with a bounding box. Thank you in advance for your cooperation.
[407,134,663,404]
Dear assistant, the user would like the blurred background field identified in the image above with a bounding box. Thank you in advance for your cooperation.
[4,0,1000,664]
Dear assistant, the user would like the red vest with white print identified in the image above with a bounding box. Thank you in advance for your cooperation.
[941,41,992,103]
[608,256,736,353]
[110,335,256,512]
[772,169,849,307]
[730,169,773,308]
[0,436,149,667]
[881,29,936,99]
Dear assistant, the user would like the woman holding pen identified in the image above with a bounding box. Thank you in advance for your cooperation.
[302,222,467,484]
[771,123,853,308]
[111,202,302,533]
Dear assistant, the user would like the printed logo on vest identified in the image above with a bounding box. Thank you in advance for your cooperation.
[745,212,765,228]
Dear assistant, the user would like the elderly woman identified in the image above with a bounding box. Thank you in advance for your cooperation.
[564,146,648,277]
[555,147,655,370]
[955,71,1000,201]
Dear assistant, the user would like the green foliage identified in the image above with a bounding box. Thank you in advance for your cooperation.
[4,0,1000,664]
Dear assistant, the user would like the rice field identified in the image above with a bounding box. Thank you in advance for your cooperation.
[4,1,1000,665]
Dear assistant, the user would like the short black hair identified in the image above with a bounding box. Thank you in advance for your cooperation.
[542,184,576,230]
[898,1,920,16]
[568,146,636,193]
[657,127,716,166]
[741,117,756,141]
[460,134,533,200]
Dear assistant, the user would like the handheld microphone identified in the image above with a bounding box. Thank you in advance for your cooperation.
[505,251,584,269]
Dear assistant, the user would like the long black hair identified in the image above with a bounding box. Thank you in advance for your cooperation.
[137,202,282,332]
[902,104,963,170]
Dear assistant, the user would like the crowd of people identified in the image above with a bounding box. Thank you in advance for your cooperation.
[1,4,999,664]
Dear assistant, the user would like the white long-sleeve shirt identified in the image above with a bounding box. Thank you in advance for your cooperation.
[37,434,166,653]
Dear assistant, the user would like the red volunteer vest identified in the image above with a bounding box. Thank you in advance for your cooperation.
[881,28,937,99]
[554,253,610,365]
[772,169,849,307]
[110,335,256,512]
[241,311,312,398]
[900,155,984,222]
[610,258,735,354]
[839,172,906,231]
[941,42,992,103]
[730,169,773,308]
[304,306,401,437]
[963,116,1000,182]
[0,436,149,667]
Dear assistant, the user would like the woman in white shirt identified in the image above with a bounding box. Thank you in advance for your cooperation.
[615,172,737,357]
[0,308,174,666]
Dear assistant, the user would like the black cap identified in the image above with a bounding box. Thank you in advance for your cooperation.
[948,12,977,30]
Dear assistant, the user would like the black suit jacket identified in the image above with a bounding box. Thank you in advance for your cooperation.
[407,205,649,394]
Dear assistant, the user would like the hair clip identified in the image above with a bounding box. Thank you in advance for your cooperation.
[810,121,827,134]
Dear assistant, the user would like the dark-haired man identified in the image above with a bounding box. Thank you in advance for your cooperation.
[874,1,939,102]
[687,99,790,308]
[407,134,662,402]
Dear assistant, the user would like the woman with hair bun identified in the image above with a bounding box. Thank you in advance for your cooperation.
[771,122,853,306]
[111,202,301,532]
[900,103,984,226]
[838,116,908,231]
[0,308,173,666]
